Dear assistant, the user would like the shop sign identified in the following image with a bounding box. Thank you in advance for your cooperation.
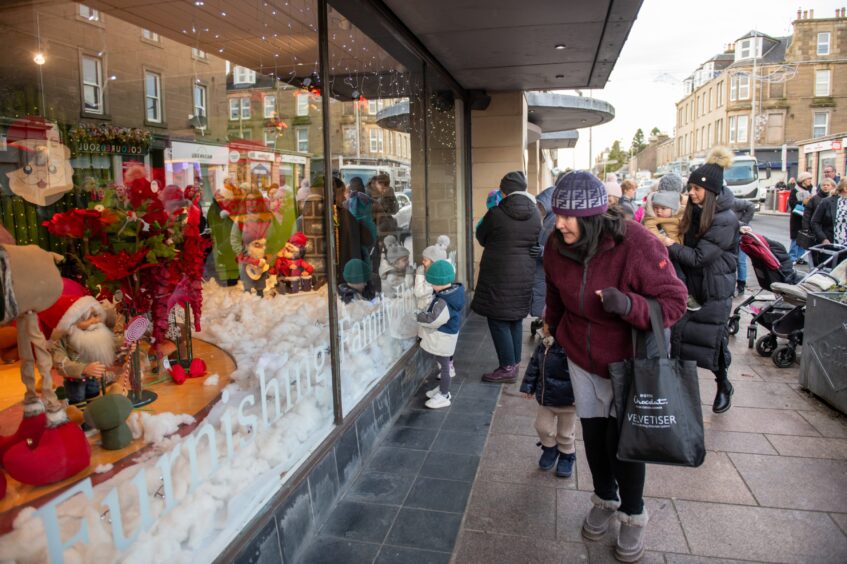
[833,140,842,151]
[228,150,241,163]
[280,154,308,165]
[804,140,834,153]
[76,142,147,155]
[247,150,274,162]
[170,141,229,165]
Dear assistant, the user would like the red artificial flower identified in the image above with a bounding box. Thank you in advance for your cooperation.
[127,178,156,208]
[86,248,151,280]
[43,208,115,239]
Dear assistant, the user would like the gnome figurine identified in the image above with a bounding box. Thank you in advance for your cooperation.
[237,222,271,296]
[272,232,315,295]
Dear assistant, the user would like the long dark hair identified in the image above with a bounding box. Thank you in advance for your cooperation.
[679,189,717,239]
[567,209,628,261]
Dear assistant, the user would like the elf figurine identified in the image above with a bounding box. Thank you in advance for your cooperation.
[272,232,315,295]
[237,222,271,296]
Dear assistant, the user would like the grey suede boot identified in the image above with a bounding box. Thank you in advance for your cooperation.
[615,509,649,562]
[582,494,621,540]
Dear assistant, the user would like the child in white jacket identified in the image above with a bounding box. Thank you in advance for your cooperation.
[418,260,464,409]
[414,235,451,310]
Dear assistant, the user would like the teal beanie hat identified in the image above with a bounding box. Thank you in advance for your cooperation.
[425,260,455,286]
[343,259,371,284]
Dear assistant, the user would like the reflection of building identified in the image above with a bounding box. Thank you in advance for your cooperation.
[671,9,847,178]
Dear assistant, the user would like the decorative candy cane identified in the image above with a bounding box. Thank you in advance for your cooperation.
[115,316,149,395]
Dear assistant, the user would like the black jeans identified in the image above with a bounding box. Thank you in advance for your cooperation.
[580,417,645,516]
[486,317,523,368]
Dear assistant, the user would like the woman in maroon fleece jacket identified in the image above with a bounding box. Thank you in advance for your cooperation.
[544,171,687,563]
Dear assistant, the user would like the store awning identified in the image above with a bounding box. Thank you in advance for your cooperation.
[526,92,615,131]
[540,131,579,150]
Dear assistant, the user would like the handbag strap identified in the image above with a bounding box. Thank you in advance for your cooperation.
[630,298,668,359]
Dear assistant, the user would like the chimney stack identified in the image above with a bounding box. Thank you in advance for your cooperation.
[798,8,802,19]
[803,10,808,19]
[842,7,846,17]
[810,8,815,18]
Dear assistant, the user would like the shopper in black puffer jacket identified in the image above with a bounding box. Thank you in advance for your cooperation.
[473,171,542,384]
[520,328,576,478]
[666,147,740,414]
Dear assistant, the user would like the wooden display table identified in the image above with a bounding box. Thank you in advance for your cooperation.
[0,339,236,524]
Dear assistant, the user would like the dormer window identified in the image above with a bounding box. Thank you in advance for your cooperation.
[233,65,256,86]
[735,37,763,61]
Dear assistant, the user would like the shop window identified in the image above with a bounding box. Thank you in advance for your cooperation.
[233,65,256,85]
[818,32,831,56]
[296,93,309,116]
[192,47,207,60]
[813,112,829,137]
[815,69,831,96]
[193,83,207,117]
[142,28,160,43]
[81,54,104,114]
[264,95,276,118]
[296,126,308,152]
[78,4,100,22]
[144,70,163,123]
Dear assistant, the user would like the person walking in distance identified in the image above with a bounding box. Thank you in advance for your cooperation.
[665,147,739,413]
[472,171,541,384]
[544,171,687,562]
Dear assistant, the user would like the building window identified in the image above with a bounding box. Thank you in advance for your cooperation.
[815,69,831,96]
[707,123,712,146]
[233,65,256,86]
[818,32,831,56]
[81,54,104,114]
[296,127,309,152]
[370,128,379,152]
[144,71,162,123]
[264,95,276,118]
[698,95,704,116]
[736,115,748,143]
[142,29,160,43]
[296,93,309,117]
[735,37,761,61]
[240,97,250,119]
[729,116,736,143]
[706,89,711,112]
[813,112,829,138]
[717,82,724,107]
[193,84,207,117]
[264,129,276,148]
[78,4,100,22]
[191,47,207,60]
[229,99,239,120]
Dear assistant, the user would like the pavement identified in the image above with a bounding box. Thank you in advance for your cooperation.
[296,303,847,563]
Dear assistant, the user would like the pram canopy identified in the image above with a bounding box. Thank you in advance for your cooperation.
[740,232,799,289]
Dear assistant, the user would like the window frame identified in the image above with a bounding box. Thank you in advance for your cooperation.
[730,76,738,101]
[264,128,277,148]
[815,69,831,97]
[233,65,256,86]
[295,126,309,152]
[144,69,163,124]
[78,4,101,23]
[193,83,207,117]
[737,75,750,100]
[817,32,831,56]
[813,111,829,138]
[141,29,161,44]
[80,53,105,116]
[729,116,737,143]
[264,95,277,119]
[229,98,240,120]
[191,47,208,61]
[296,93,310,117]
[736,115,748,143]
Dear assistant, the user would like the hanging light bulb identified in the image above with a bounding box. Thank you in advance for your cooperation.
[33,53,46,65]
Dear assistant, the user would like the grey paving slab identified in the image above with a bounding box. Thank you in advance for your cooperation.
[675,500,847,562]
[663,554,753,564]
[366,446,427,475]
[765,434,847,459]
[704,430,778,454]
[404,476,472,513]
[453,530,589,564]
[464,480,557,539]
[583,543,667,563]
[702,406,821,436]
[698,379,818,410]
[830,513,847,536]
[729,453,847,511]
[418,451,480,482]
[489,411,538,437]
[797,409,847,438]
[374,545,451,564]
[441,409,494,433]
[430,429,488,456]
[298,537,380,564]
[385,508,462,553]
[478,432,578,489]
[493,392,540,418]
[320,501,399,543]
[393,407,447,430]
[382,427,439,450]
[344,471,416,505]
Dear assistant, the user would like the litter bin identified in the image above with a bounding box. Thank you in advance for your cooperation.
[777,189,790,213]
[765,187,777,211]
[799,292,847,415]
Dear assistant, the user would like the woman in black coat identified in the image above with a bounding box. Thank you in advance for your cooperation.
[804,177,837,265]
[811,179,847,247]
[472,171,542,383]
[666,147,740,413]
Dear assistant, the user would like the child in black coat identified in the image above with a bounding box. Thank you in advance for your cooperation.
[519,323,577,477]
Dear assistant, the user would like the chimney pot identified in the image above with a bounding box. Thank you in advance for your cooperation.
[798,8,802,19]
[810,8,815,18]
[803,10,808,19]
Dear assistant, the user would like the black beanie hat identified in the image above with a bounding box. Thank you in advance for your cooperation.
[689,147,733,195]
[499,171,527,194]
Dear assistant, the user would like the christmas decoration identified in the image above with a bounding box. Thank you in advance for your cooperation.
[237,222,271,296]
[4,117,74,206]
[272,231,315,294]
[84,394,134,450]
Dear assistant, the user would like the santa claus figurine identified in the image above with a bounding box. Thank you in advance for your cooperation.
[272,232,315,295]
[48,296,124,405]
[237,221,271,296]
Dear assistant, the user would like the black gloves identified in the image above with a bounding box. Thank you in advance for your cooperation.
[529,244,543,258]
[597,288,631,317]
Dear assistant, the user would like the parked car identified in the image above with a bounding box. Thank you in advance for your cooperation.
[394,192,412,235]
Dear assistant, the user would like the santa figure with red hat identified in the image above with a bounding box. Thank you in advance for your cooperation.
[47,295,125,405]
[272,232,315,294]
[237,221,271,296]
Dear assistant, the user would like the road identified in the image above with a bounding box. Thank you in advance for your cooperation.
[750,213,790,248]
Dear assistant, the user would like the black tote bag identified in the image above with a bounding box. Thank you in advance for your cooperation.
[609,300,706,467]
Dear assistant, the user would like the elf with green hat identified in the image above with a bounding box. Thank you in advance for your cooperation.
[417,260,465,409]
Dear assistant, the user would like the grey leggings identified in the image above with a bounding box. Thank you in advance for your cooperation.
[435,355,451,395]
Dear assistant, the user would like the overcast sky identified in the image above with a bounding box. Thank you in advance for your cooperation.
[557,0,845,170]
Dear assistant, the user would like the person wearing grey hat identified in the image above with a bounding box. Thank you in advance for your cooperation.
[380,235,413,298]
[657,173,684,194]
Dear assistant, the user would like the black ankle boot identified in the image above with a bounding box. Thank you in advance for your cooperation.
[713,380,734,413]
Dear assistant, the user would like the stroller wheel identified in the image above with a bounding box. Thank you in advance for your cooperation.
[747,325,757,349]
[772,345,796,368]
[727,317,740,336]
[755,335,778,357]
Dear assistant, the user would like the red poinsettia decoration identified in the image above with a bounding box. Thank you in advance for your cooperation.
[86,248,152,281]
[43,208,117,239]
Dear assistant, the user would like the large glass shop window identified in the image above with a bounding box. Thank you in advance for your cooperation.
[326,7,426,413]
[0,1,334,561]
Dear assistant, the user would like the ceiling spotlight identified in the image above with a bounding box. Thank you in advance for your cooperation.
[194,1,204,6]
[33,53,46,65]
[109,75,117,80]
[554,44,566,50]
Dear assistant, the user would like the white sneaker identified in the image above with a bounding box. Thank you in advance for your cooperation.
[425,385,441,399]
[425,391,451,409]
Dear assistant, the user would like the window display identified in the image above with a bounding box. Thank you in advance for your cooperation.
[0,0,466,561]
